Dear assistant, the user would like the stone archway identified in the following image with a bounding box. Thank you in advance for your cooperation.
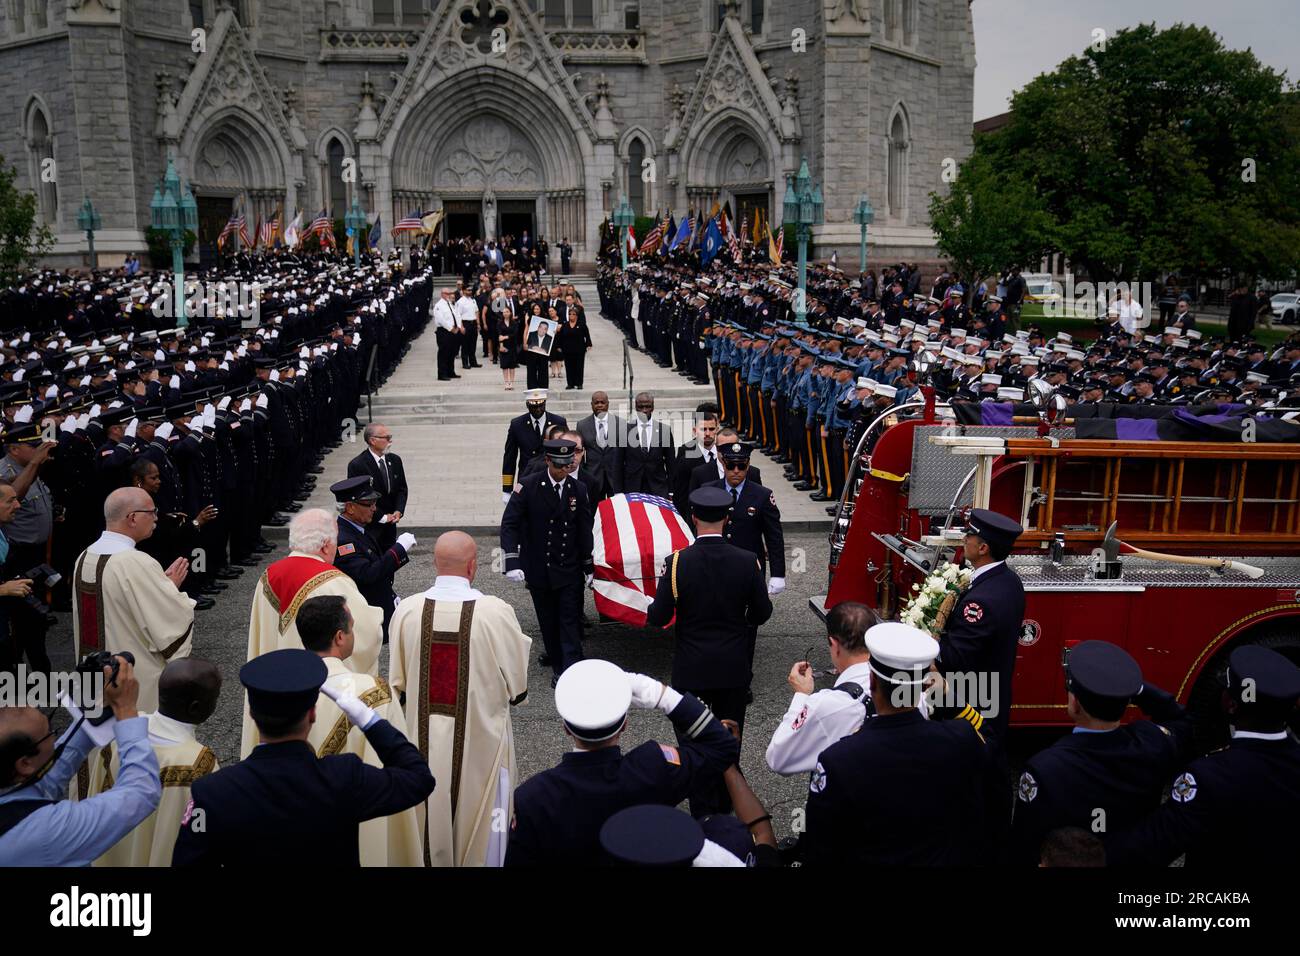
[388,66,588,250]
[187,109,287,259]
[682,108,777,217]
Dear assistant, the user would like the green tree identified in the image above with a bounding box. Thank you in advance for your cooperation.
[976,23,1300,282]
[0,156,52,285]
[927,152,1054,299]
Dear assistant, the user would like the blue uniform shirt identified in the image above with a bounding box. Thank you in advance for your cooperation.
[0,717,160,866]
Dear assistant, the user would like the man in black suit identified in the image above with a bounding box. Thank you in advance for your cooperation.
[671,405,719,509]
[707,442,783,596]
[172,649,434,866]
[684,425,761,516]
[574,390,622,500]
[501,389,567,502]
[799,623,990,865]
[330,476,413,635]
[620,391,675,498]
[500,439,594,686]
[346,422,407,551]
[646,486,773,814]
[527,320,555,355]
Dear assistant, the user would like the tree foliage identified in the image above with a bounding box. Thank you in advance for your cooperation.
[0,155,52,286]
[942,23,1300,283]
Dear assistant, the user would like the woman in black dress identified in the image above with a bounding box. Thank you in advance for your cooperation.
[556,309,592,390]
[498,308,520,390]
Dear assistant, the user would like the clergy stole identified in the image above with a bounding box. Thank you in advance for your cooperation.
[309,668,424,867]
[72,550,194,714]
[72,725,217,867]
[418,599,475,868]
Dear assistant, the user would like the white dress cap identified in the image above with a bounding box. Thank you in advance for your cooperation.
[555,659,632,740]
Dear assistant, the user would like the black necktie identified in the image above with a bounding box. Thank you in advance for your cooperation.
[731,487,739,506]
[378,456,389,492]
[534,418,542,439]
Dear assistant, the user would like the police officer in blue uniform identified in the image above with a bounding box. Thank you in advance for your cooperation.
[1108,645,1300,866]
[500,438,593,685]
[936,508,1025,747]
[331,476,413,635]
[500,389,568,502]
[646,486,773,814]
[801,623,991,865]
[1010,640,1194,864]
[505,659,737,866]
[172,648,434,866]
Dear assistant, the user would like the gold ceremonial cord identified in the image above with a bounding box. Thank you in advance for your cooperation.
[671,551,681,601]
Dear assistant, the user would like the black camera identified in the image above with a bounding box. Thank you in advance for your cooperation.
[7,564,63,614]
[75,651,136,725]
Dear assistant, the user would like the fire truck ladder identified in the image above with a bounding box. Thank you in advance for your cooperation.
[929,435,1300,552]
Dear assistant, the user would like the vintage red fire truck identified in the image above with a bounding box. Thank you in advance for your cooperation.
[812,387,1300,744]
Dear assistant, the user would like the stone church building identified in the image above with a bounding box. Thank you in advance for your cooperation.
[2,0,974,268]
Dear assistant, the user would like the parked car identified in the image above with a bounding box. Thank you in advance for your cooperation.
[1271,292,1299,324]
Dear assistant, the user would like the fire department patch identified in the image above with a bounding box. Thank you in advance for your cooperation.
[747,506,756,516]
[810,762,827,793]
[963,602,984,624]
[769,492,777,506]
[1017,771,1038,803]
[568,497,577,511]
[337,543,356,557]
[1171,772,1198,803]
[1019,620,1042,647]
[659,744,681,765]
[792,705,809,730]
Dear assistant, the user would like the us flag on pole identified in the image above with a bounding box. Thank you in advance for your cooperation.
[592,493,694,627]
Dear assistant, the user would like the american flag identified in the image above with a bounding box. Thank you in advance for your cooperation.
[638,211,667,258]
[237,212,252,250]
[624,225,638,258]
[775,224,784,262]
[724,211,740,261]
[258,211,279,249]
[740,215,750,245]
[592,493,694,626]
[216,211,239,250]
[392,210,424,235]
[308,209,335,247]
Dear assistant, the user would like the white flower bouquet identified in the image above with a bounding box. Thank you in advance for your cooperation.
[900,562,973,637]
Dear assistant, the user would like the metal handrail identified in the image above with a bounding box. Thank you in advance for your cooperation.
[622,338,633,413]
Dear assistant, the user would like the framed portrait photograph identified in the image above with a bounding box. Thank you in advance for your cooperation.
[525,315,557,357]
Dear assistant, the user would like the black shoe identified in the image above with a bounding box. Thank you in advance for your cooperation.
[309,466,324,474]
[810,492,833,501]
[194,597,217,611]
[792,482,813,491]
[254,543,275,553]
[825,505,839,515]
[236,558,262,567]
[438,375,452,381]
[550,674,560,689]
[265,517,289,526]
[450,373,461,378]
[199,583,227,594]
[215,568,243,580]
[538,652,552,668]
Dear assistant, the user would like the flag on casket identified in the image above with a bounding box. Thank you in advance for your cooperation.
[592,493,694,626]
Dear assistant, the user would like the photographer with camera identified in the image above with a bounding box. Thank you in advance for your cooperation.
[0,655,162,865]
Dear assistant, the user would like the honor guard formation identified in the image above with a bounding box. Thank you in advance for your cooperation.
[2,243,1298,873]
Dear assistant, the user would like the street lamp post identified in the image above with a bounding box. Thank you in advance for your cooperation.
[76,197,102,271]
[853,194,874,274]
[782,157,824,321]
[345,198,367,268]
[612,196,635,270]
[149,159,198,326]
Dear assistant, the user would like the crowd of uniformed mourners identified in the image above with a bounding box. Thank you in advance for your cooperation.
[0,238,1297,870]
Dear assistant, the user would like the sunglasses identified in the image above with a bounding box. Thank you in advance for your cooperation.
[724,462,749,470]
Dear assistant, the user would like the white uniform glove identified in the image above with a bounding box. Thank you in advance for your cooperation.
[270,370,280,381]
[767,577,786,596]
[627,673,665,710]
[239,398,253,413]
[88,404,102,420]
[217,396,232,411]
[184,360,196,372]
[585,572,594,588]
[396,532,416,551]
[505,569,525,583]
[168,374,181,389]
[318,683,379,731]
[156,422,174,440]
[501,492,512,505]
[256,393,269,409]
[59,417,77,434]
[124,418,138,438]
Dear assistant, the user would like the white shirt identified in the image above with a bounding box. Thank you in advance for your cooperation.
[968,559,1004,586]
[454,296,478,329]
[1112,297,1146,335]
[432,298,457,332]
[87,530,137,556]
[421,574,486,602]
[766,660,875,775]
[146,711,198,748]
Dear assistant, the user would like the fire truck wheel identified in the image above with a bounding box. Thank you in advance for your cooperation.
[1186,623,1300,753]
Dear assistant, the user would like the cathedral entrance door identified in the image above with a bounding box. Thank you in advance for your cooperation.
[197,195,234,268]
[444,200,482,240]
[498,200,535,247]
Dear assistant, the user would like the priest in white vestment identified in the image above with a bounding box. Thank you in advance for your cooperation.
[295,594,423,866]
[71,659,222,867]
[390,531,531,866]
[241,509,385,757]
[72,488,196,713]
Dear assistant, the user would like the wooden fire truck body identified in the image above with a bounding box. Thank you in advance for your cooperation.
[813,391,1300,731]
